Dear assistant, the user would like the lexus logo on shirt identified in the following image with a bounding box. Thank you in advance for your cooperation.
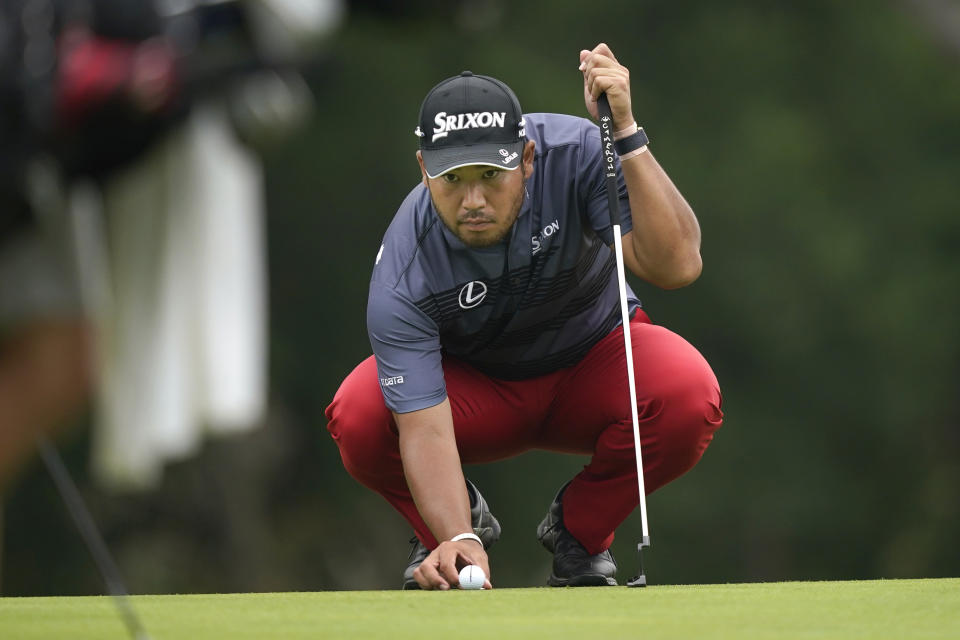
[458,281,488,309]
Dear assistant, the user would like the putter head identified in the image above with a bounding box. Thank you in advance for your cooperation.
[626,573,647,587]
[627,536,651,588]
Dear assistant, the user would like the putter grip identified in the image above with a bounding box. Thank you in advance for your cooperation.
[596,94,623,227]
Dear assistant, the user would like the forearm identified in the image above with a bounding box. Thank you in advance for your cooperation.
[395,399,473,544]
[622,150,702,289]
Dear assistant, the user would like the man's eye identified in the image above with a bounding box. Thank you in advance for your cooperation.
[442,174,459,183]
[483,169,500,179]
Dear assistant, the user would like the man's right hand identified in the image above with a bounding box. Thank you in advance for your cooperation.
[412,539,493,590]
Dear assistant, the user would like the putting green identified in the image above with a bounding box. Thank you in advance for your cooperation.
[2,578,958,639]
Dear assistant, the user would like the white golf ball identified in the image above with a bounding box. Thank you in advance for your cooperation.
[458,565,485,590]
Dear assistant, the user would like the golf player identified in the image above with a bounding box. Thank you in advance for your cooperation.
[326,44,723,590]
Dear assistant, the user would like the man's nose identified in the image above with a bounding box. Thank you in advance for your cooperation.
[461,182,486,211]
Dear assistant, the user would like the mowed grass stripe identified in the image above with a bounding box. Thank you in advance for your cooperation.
[1,578,957,639]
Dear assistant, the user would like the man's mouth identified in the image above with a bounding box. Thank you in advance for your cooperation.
[460,217,494,230]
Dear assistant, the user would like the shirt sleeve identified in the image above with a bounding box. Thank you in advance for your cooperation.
[367,281,447,413]
[578,119,633,244]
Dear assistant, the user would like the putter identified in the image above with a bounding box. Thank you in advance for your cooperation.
[596,93,650,587]
[37,435,151,639]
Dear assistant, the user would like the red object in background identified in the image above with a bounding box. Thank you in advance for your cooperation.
[56,27,177,130]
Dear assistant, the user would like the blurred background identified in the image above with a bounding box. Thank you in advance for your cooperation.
[1,0,958,594]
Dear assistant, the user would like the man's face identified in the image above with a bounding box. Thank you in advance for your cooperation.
[418,141,535,248]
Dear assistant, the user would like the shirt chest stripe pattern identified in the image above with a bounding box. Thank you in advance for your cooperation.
[442,253,615,353]
[468,304,622,380]
[412,241,606,324]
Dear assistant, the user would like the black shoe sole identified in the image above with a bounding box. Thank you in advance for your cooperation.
[548,573,618,587]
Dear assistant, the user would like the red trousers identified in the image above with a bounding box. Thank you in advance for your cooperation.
[325,311,723,555]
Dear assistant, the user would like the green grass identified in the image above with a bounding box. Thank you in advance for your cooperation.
[2,579,958,639]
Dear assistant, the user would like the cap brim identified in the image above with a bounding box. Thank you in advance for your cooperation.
[422,141,524,179]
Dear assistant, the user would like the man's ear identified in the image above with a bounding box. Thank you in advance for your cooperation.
[522,140,536,178]
[416,151,429,186]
